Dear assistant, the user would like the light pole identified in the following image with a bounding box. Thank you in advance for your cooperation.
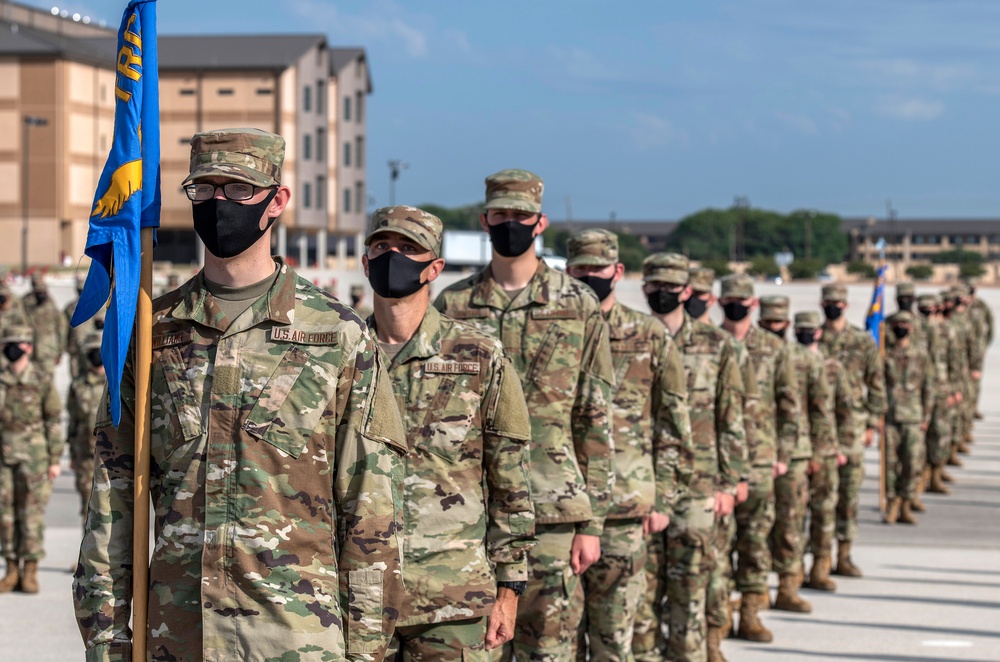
[387,159,408,206]
[22,115,48,276]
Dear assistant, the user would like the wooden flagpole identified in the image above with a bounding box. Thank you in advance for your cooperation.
[132,225,154,655]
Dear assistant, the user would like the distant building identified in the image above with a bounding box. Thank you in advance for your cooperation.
[0,0,371,268]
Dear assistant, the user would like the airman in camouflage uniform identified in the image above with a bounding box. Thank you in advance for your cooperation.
[882,311,934,525]
[818,283,886,578]
[66,333,106,528]
[361,206,536,660]
[917,294,959,493]
[963,279,992,420]
[22,273,66,378]
[637,253,745,662]
[0,325,62,595]
[0,283,28,330]
[725,289,800,643]
[684,267,717,321]
[351,283,374,320]
[566,230,693,662]
[74,129,408,662]
[942,286,979,465]
[66,276,107,380]
[435,170,614,662]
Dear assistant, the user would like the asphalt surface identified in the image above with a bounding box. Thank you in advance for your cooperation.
[0,275,997,661]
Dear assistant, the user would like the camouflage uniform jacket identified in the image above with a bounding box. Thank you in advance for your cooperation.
[733,340,759,475]
[433,260,614,536]
[922,319,953,395]
[944,315,971,396]
[818,323,887,456]
[67,369,106,467]
[0,362,62,466]
[74,260,409,662]
[821,356,856,456]
[370,306,536,627]
[605,302,692,519]
[0,298,28,332]
[970,296,993,347]
[22,293,66,371]
[669,314,745,499]
[787,344,836,462]
[884,342,934,426]
[66,297,106,379]
[956,310,984,373]
[743,327,799,467]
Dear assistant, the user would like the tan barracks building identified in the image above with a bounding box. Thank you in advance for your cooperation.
[0,0,371,269]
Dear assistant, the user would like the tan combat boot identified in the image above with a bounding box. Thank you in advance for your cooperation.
[947,446,964,467]
[928,466,951,494]
[20,560,39,594]
[834,541,863,578]
[706,626,728,662]
[806,555,837,592]
[737,592,773,642]
[883,497,901,524]
[957,441,971,454]
[898,500,919,525]
[0,558,19,593]
[772,573,812,613]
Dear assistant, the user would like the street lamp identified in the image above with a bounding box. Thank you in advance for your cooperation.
[387,159,408,206]
[22,115,48,276]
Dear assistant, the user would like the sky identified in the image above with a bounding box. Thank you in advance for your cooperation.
[24,0,1000,221]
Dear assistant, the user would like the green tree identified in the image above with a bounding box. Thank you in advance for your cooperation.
[847,260,876,278]
[906,264,933,280]
[748,255,779,277]
[788,258,825,280]
[702,258,733,277]
[959,262,986,279]
[931,249,984,265]
[418,203,484,231]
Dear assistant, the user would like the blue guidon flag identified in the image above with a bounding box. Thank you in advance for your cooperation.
[865,263,888,347]
[71,0,160,425]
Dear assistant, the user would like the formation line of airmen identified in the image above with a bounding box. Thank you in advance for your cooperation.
[0,127,989,662]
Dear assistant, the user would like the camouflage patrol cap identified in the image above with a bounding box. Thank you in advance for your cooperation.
[720,273,754,300]
[943,286,961,302]
[888,310,915,325]
[484,169,544,213]
[896,281,916,297]
[183,128,285,187]
[0,324,33,344]
[81,332,103,351]
[364,205,444,256]
[567,229,618,267]
[916,293,940,308]
[350,284,365,297]
[821,283,848,302]
[794,311,821,329]
[953,282,972,297]
[688,268,715,294]
[643,252,689,285]
[30,272,46,292]
[759,295,790,321]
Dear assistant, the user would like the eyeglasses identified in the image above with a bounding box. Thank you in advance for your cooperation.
[184,182,263,202]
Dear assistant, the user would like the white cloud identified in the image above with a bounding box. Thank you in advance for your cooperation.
[874,96,944,121]
[774,111,818,135]
[625,112,677,150]
[290,0,428,58]
[855,58,976,92]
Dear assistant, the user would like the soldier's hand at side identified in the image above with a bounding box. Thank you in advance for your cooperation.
[48,464,61,481]
[714,492,735,518]
[920,421,929,432]
[955,392,964,404]
[736,481,749,504]
[972,370,982,381]
[863,428,875,447]
[947,394,957,407]
[644,512,670,535]
[836,453,847,467]
[486,588,518,649]
[772,462,788,478]
[570,534,601,575]
[807,460,820,476]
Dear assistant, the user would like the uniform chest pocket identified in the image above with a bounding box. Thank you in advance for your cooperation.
[412,372,482,463]
[684,349,719,405]
[527,318,584,399]
[611,341,651,399]
[156,345,204,443]
[244,345,329,460]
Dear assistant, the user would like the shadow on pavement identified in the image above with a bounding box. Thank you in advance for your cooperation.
[776,618,1000,640]
[758,649,996,662]
[887,564,1000,577]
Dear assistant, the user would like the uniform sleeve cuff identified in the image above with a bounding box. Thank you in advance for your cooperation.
[494,561,527,583]
[85,642,132,662]
[575,521,603,537]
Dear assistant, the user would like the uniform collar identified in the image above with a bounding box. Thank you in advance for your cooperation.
[169,257,295,333]
[471,259,551,309]
[369,305,443,367]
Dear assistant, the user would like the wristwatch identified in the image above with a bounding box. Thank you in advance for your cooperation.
[497,581,527,596]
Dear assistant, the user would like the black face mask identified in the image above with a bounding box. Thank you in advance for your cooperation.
[86,348,104,368]
[34,291,48,305]
[723,302,751,322]
[822,303,843,320]
[795,330,817,346]
[487,219,538,258]
[578,275,614,302]
[762,325,786,340]
[367,251,434,299]
[647,289,683,315]
[917,307,933,318]
[0,295,6,307]
[684,296,709,319]
[892,326,910,339]
[897,296,914,312]
[3,343,25,363]
[193,189,279,259]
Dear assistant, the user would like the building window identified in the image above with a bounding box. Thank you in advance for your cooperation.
[179,88,196,96]
[344,188,351,213]
[256,88,273,95]
[344,142,351,167]
[316,176,325,210]
[303,134,312,161]
[356,136,364,168]
[317,81,325,113]
[303,182,312,209]
[355,181,364,214]
[356,91,364,122]
[316,128,325,162]
[304,85,312,111]
[217,88,234,96]
[344,96,351,121]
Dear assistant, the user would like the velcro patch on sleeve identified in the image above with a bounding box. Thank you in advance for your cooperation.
[270,327,338,345]
[447,308,489,319]
[531,308,579,320]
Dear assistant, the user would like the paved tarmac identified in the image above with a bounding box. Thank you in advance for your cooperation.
[0,274,997,661]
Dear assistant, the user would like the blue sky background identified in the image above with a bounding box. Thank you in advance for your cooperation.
[27,0,1000,220]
